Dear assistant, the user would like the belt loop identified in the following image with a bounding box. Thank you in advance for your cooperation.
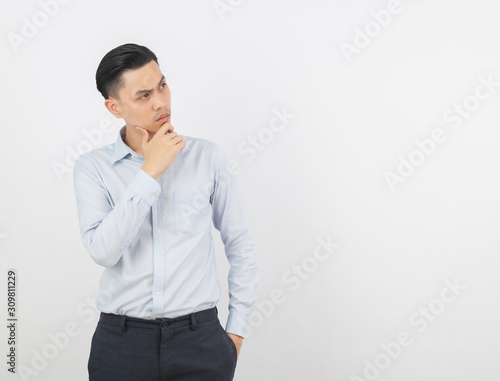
[120,315,127,333]
[190,312,197,331]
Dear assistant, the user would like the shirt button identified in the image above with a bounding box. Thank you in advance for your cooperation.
[151,195,155,200]
[156,291,160,296]
[137,223,140,227]
[157,260,162,264]
[156,229,160,233]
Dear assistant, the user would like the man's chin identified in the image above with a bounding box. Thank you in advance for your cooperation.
[127,122,162,137]
[140,125,159,136]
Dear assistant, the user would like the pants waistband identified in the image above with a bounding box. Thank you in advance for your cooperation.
[99,306,218,332]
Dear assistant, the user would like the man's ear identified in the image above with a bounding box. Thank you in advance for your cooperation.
[104,97,123,119]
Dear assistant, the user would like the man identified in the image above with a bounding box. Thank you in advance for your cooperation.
[73,43,258,380]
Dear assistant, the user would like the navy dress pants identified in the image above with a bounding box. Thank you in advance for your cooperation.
[88,307,238,380]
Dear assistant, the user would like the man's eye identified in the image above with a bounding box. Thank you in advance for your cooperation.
[160,82,167,89]
[140,93,149,100]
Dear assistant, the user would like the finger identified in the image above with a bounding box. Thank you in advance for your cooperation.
[157,122,174,135]
[165,131,178,141]
[174,136,186,148]
[171,134,184,144]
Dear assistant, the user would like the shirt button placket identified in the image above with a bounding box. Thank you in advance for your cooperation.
[151,191,165,318]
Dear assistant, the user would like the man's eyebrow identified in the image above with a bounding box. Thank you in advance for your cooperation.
[134,74,166,96]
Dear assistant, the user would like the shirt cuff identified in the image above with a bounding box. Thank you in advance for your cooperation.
[225,310,250,338]
[126,169,161,206]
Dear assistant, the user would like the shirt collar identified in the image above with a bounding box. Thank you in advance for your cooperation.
[110,125,190,165]
[110,126,136,164]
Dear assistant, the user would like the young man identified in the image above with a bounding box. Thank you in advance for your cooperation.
[73,43,258,380]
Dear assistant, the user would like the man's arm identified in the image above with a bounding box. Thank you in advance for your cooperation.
[73,123,183,267]
[211,143,259,342]
[73,155,160,267]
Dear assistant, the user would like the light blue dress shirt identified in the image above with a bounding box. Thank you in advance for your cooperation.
[73,126,258,337]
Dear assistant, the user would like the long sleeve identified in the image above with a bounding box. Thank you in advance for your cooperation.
[210,144,259,338]
[73,155,161,268]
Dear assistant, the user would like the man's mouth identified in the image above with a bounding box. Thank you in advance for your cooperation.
[157,113,170,122]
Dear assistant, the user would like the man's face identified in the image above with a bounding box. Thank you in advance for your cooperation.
[106,60,171,133]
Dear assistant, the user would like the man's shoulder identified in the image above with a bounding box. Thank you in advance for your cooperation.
[183,134,216,148]
[182,135,221,155]
[74,140,116,168]
[74,134,223,168]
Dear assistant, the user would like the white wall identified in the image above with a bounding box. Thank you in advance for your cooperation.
[1,0,499,380]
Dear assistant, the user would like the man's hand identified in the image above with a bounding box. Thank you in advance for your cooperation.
[227,333,243,359]
[136,123,186,180]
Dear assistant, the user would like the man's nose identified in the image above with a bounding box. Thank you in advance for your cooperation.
[152,93,166,110]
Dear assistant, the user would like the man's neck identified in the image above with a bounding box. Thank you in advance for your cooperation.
[123,124,154,156]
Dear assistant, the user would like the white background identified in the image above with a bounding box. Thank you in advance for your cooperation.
[1,0,499,380]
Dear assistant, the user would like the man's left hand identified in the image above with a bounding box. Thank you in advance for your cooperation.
[227,333,243,359]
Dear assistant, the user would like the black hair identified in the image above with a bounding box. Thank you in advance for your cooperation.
[95,43,159,99]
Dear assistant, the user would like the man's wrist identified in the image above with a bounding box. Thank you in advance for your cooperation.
[228,332,243,339]
[127,168,161,204]
[141,164,159,180]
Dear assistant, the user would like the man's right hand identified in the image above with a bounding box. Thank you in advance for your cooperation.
[136,123,186,180]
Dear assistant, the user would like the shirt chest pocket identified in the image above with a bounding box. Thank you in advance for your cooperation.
[173,190,211,236]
